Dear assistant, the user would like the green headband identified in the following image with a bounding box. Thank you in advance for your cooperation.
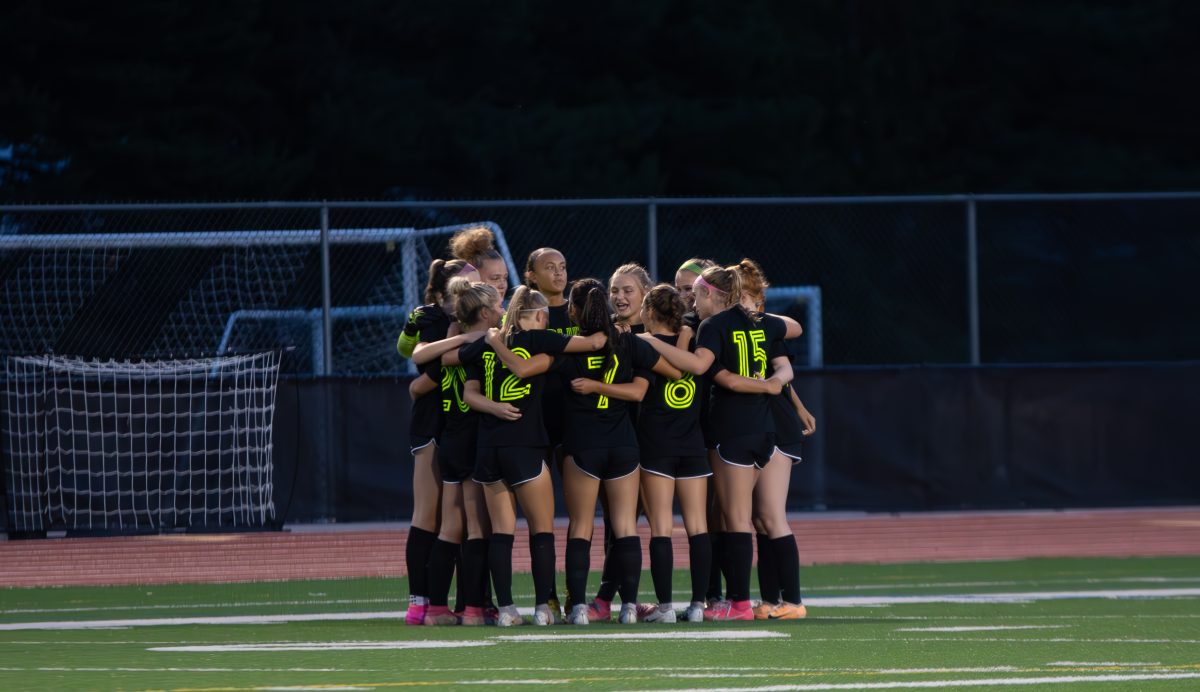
[679,261,705,275]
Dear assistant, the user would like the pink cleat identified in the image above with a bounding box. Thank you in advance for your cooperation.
[586,597,612,622]
[703,599,754,621]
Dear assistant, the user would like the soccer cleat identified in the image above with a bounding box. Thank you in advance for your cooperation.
[586,597,612,622]
[766,602,808,620]
[483,603,500,626]
[640,603,677,623]
[753,601,781,620]
[684,601,706,623]
[459,606,488,626]
[618,602,639,624]
[703,599,754,621]
[422,605,460,626]
[533,603,560,626]
[495,605,525,627]
[634,603,658,621]
[567,603,591,625]
[405,596,428,626]
[546,597,564,622]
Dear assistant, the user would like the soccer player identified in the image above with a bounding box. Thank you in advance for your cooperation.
[634,284,713,623]
[674,258,716,321]
[736,260,814,620]
[558,278,682,625]
[638,262,792,621]
[461,285,605,626]
[609,263,653,333]
[408,280,501,625]
[397,258,479,625]
[450,226,509,300]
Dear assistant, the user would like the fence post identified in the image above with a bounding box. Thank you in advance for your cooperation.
[319,204,333,376]
[966,197,980,365]
[647,200,658,281]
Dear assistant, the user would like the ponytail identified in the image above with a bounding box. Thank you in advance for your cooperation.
[643,284,686,333]
[425,258,471,304]
[502,285,549,343]
[569,278,618,369]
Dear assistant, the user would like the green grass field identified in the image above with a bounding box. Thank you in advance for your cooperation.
[2,557,1199,691]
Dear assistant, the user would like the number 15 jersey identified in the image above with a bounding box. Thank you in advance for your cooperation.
[695,307,787,444]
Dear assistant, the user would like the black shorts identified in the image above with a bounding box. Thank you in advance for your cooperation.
[776,441,804,465]
[641,455,711,480]
[715,434,777,469]
[437,432,477,483]
[409,394,444,447]
[570,446,640,481]
[410,435,437,455]
[474,446,546,487]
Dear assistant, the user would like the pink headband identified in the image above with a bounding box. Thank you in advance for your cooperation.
[693,275,726,296]
[456,262,477,276]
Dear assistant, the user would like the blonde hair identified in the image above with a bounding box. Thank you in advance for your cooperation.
[502,285,549,341]
[698,265,742,311]
[452,280,500,327]
[425,258,471,304]
[610,262,653,292]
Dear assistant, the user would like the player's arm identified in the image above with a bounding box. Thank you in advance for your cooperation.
[636,333,715,376]
[570,375,650,402]
[766,313,803,339]
[713,368,782,395]
[412,331,484,366]
[464,379,521,421]
[483,329,553,378]
[409,372,438,399]
[789,386,816,436]
[675,325,694,350]
[650,355,683,380]
[768,355,794,386]
[563,331,607,353]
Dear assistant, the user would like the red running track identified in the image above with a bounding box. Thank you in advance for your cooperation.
[2,508,1198,588]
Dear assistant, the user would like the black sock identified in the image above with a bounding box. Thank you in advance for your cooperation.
[596,522,618,602]
[530,532,556,607]
[724,532,753,602]
[463,538,489,608]
[566,538,591,609]
[452,544,465,611]
[756,533,780,604]
[706,532,725,600]
[771,535,803,605]
[650,536,673,604]
[688,533,712,603]
[426,539,459,607]
[406,526,437,599]
[488,533,515,607]
[615,535,642,604]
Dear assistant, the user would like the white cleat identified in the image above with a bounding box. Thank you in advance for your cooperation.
[568,603,591,625]
[533,603,559,626]
[496,605,524,627]
[641,604,677,623]
[618,602,639,624]
[684,601,706,623]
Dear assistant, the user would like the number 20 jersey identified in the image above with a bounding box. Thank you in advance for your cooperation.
[694,307,787,443]
[461,329,571,448]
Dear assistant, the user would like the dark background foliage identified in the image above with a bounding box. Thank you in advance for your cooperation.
[3,1,1199,201]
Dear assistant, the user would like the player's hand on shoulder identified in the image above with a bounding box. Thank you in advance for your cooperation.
[485,327,503,346]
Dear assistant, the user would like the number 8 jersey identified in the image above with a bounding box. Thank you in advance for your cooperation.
[694,307,788,443]
[460,330,572,448]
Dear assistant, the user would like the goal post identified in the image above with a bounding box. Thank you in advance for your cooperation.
[3,352,281,534]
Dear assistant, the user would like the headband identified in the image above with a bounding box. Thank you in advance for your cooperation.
[693,275,726,296]
[456,262,477,276]
[679,261,706,275]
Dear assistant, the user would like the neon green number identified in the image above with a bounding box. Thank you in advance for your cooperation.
[731,330,768,378]
[664,372,696,409]
[588,354,620,409]
[498,348,533,401]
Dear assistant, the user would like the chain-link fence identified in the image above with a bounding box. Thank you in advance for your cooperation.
[0,194,1196,374]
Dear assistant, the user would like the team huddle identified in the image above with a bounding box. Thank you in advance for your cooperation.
[398,227,815,626]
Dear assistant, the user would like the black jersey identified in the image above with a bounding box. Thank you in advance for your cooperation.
[406,303,451,438]
[695,307,787,443]
[547,303,579,336]
[637,333,706,459]
[440,360,478,441]
[560,332,659,453]
[767,339,806,446]
[462,329,571,448]
[682,311,701,331]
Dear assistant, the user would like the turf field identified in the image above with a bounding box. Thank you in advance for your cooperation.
[2,557,1199,691]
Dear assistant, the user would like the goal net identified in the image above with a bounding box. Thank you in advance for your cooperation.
[4,352,280,533]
